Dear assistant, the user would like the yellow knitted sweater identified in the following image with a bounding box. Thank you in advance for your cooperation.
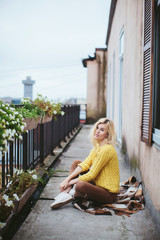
[78,144,120,193]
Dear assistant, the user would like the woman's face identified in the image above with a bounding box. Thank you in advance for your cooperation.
[94,123,108,142]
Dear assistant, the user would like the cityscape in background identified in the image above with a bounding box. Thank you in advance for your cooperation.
[0,75,87,123]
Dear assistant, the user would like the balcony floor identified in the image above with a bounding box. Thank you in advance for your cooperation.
[12,125,160,240]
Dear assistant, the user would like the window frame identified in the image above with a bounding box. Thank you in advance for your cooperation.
[117,28,124,143]
[107,63,111,118]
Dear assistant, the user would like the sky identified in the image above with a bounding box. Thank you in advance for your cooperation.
[0,0,111,103]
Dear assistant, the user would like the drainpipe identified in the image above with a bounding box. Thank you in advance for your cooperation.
[97,55,101,118]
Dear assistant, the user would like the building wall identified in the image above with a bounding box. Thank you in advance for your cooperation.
[87,60,99,121]
[97,49,107,117]
[107,0,160,218]
[86,49,107,122]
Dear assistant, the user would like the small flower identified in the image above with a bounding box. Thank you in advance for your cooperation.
[3,194,9,202]
[32,174,38,180]
[53,110,57,114]
[7,180,12,188]
[14,111,19,115]
[6,200,13,207]
[20,125,24,131]
[61,111,65,116]
[28,169,36,174]
[13,193,20,201]
[2,133,6,138]
[12,129,16,134]
[0,222,6,229]
[19,135,23,140]
[3,139,7,145]
[16,169,23,175]
[14,168,18,174]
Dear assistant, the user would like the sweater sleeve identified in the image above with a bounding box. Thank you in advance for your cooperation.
[78,149,94,172]
[78,146,110,182]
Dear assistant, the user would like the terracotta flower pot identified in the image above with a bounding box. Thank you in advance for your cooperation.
[13,184,37,215]
[41,115,52,124]
[24,118,40,131]
[0,212,15,236]
[0,184,37,237]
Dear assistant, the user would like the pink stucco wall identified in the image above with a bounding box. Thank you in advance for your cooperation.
[107,0,160,211]
[86,49,107,121]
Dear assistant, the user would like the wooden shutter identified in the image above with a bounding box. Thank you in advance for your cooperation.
[141,0,154,145]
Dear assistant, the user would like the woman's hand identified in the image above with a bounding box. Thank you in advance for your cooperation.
[69,178,79,186]
[59,166,82,192]
[60,179,70,192]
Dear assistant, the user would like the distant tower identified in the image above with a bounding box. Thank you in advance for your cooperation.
[22,76,35,100]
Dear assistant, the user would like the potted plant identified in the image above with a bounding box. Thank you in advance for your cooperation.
[0,169,39,234]
[16,97,44,130]
[0,101,26,155]
[33,94,65,123]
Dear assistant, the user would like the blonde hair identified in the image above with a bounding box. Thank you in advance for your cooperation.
[90,118,116,146]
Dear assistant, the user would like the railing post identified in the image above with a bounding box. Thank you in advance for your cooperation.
[78,105,80,126]
[50,118,54,155]
[63,105,67,142]
[40,123,44,165]
[32,130,34,168]
[17,139,20,169]
[58,115,62,148]
[68,105,71,137]
[10,142,13,176]
[23,133,28,171]
[2,155,5,188]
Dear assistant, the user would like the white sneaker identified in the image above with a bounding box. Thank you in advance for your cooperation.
[51,192,73,209]
[69,187,75,197]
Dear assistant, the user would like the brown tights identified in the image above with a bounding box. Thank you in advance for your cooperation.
[69,160,117,204]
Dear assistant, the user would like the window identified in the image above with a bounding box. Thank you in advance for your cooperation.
[112,53,115,120]
[142,0,160,147]
[117,29,124,142]
[119,31,124,56]
[107,64,111,118]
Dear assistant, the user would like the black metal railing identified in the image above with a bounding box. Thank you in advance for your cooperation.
[0,105,80,188]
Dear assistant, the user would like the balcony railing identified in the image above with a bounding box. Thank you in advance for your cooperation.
[0,105,80,188]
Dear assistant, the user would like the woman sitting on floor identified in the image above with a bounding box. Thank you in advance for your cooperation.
[51,118,120,209]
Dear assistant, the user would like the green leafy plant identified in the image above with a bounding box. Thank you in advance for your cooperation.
[33,94,64,119]
[16,95,65,121]
[0,101,26,154]
[16,97,45,119]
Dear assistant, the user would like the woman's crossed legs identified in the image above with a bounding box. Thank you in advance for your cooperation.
[70,160,117,204]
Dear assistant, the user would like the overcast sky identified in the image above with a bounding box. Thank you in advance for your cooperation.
[0,0,111,102]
